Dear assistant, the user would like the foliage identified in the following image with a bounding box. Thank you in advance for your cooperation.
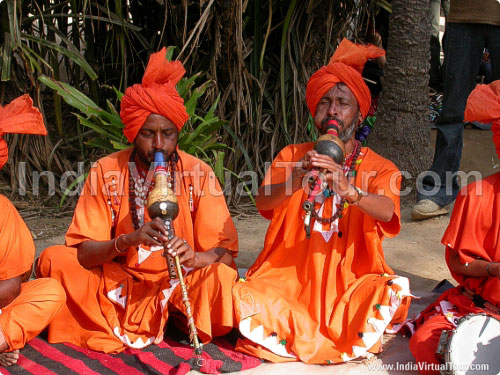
[0,0,391,208]
[39,71,234,205]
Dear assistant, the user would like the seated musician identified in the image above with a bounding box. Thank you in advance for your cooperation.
[232,39,412,364]
[0,95,66,366]
[409,80,500,374]
[37,49,239,353]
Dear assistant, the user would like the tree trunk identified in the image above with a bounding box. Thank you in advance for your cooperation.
[368,0,433,197]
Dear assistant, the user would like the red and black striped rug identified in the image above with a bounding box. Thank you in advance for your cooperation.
[2,336,262,375]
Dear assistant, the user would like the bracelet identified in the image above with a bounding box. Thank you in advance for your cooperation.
[349,186,367,205]
[114,234,127,253]
[486,262,496,277]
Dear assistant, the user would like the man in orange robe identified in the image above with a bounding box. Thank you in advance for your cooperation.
[0,95,66,366]
[232,39,412,364]
[409,80,500,375]
[37,49,239,353]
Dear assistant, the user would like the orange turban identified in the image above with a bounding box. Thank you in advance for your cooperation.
[306,38,385,119]
[464,80,500,158]
[0,95,47,170]
[120,48,189,142]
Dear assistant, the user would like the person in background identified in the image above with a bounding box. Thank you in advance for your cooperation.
[412,0,500,220]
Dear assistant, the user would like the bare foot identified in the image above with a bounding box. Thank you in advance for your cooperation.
[0,349,19,367]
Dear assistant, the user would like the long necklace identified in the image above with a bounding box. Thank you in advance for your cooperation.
[128,151,177,230]
[311,140,362,224]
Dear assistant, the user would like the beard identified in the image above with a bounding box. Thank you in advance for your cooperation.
[135,149,170,169]
[320,116,359,142]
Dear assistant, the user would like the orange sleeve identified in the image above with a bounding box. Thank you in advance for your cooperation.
[192,166,238,256]
[0,195,35,279]
[442,176,500,301]
[359,150,401,238]
[443,179,495,265]
[258,143,313,220]
[65,161,114,247]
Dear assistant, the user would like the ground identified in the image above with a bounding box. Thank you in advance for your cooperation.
[17,127,498,374]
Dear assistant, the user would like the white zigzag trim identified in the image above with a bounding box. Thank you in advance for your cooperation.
[341,352,354,362]
[160,279,179,313]
[347,276,411,360]
[113,326,154,349]
[367,317,386,334]
[107,286,127,309]
[361,331,380,349]
[390,276,414,298]
[239,317,296,359]
[352,345,368,358]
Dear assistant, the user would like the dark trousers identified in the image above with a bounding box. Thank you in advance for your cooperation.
[418,22,500,207]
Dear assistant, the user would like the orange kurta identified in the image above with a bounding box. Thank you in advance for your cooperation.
[0,195,66,351]
[409,173,500,374]
[37,148,238,353]
[232,143,412,364]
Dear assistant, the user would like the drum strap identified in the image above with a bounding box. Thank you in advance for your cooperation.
[463,287,500,315]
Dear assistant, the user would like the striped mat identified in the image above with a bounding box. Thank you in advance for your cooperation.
[2,336,262,375]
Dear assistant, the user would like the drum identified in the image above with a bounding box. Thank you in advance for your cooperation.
[436,313,500,375]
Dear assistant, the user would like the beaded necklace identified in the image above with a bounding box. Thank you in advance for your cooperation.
[311,140,362,224]
[128,151,177,230]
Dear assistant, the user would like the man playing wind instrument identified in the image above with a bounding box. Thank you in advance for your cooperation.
[232,39,412,364]
[37,48,239,353]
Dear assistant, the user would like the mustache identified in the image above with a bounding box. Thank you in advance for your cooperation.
[321,117,345,128]
[320,117,346,134]
[146,150,167,161]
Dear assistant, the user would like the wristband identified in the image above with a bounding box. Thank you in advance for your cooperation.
[486,262,496,277]
[350,186,367,205]
[114,234,127,253]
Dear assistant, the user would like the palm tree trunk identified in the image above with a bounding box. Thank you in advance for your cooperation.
[369,0,433,188]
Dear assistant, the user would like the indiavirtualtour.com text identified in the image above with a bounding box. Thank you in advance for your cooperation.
[13,161,486,199]
[366,361,489,372]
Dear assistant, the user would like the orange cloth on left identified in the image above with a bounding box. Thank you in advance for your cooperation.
[37,148,238,353]
[120,48,189,142]
[0,95,47,169]
[232,144,412,364]
[0,195,66,351]
[305,39,384,118]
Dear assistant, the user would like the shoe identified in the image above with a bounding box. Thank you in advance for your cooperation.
[464,121,492,130]
[411,199,448,220]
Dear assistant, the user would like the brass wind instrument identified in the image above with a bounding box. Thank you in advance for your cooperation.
[303,119,345,238]
[147,152,202,356]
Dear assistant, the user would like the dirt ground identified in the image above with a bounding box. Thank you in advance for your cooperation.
[23,127,498,293]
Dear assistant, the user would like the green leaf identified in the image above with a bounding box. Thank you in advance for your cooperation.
[376,0,392,14]
[59,172,87,208]
[214,150,225,184]
[1,35,12,81]
[223,124,254,171]
[23,33,97,80]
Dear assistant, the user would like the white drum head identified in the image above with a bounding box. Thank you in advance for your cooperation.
[447,314,500,375]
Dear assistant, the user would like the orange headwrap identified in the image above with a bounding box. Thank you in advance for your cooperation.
[120,47,189,142]
[0,95,47,170]
[464,80,500,158]
[306,38,385,119]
